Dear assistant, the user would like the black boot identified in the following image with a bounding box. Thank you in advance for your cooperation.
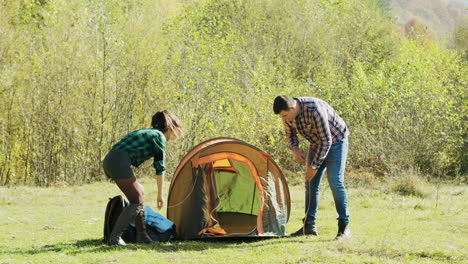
[134,204,156,244]
[290,222,318,237]
[335,221,351,240]
[107,203,140,246]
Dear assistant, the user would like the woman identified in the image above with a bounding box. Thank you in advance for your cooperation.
[103,110,185,246]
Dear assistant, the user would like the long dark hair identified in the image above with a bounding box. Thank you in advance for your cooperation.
[151,110,185,139]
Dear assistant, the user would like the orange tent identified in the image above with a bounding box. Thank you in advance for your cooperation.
[167,138,291,239]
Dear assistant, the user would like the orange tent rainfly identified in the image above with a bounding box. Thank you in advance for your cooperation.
[167,138,291,239]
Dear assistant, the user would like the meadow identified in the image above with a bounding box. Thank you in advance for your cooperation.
[0,175,466,264]
[1,1,466,262]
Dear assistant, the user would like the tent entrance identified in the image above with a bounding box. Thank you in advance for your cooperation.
[216,212,257,234]
[200,158,261,236]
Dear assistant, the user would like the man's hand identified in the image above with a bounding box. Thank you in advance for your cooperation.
[305,166,317,181]
[157,194,164,210]
[292,148,306,163]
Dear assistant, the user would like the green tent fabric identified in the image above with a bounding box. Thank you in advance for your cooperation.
[214,160,261,216]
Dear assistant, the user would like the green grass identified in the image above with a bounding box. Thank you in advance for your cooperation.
[0,177,466,264]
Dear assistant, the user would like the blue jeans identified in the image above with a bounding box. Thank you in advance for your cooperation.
[305,136,349,224]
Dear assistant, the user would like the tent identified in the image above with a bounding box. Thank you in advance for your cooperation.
[167,138,291,239]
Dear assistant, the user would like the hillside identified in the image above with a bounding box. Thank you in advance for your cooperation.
[386,0,467,39]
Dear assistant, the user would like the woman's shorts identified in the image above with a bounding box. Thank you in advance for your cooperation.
[103,149,135,180]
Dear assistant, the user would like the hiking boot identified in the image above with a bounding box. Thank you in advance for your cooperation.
[134,204,157,244]
[335,220,351,240]
[107,203,139,246]
[290,222,318,237]
[108,236,127,246]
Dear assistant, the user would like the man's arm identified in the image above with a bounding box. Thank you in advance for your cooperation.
[283,121,305,162]
[283,120,299,149]
[309,106,332,168]
[283,120,305,162]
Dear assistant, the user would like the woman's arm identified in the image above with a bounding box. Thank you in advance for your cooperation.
[155,174,164,209]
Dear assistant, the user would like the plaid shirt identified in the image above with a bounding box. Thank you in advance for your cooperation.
[283,97,349,168]
[112,128,166,175]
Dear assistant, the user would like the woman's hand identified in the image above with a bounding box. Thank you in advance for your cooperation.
[157,194,165,210]
[155,174,164,209]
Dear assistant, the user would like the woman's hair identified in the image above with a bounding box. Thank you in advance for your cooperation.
[151,110,185,140]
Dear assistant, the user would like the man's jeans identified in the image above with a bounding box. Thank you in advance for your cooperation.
[305,136,349,224]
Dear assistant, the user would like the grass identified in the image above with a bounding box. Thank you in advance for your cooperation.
[0,175,466,264]
[390,174,429,198]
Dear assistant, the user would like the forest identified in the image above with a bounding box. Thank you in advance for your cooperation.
[0,0,466,186]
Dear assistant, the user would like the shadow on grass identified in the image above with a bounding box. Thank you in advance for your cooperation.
[67,237,295,254]
[6,236,459,263]
[2,236,329,256]
[1,239,104,256]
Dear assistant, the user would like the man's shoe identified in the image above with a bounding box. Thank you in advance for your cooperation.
[290,223,318,237]
[335,221,351,240]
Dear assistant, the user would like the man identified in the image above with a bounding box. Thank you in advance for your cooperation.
[273,95,350,239]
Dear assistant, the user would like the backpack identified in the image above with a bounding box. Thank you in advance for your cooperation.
[103,195,176,244]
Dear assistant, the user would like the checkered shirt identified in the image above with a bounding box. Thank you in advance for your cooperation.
[283,97,349,168]
[112,128,166,175]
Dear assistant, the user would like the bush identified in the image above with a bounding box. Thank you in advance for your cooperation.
[391,173,428,198]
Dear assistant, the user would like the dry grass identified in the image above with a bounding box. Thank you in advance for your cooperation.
[0,176,466,264]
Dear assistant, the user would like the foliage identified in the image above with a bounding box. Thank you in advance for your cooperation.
[348,40,467,176]
[449,15,468,61]
[0,0,466,185]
